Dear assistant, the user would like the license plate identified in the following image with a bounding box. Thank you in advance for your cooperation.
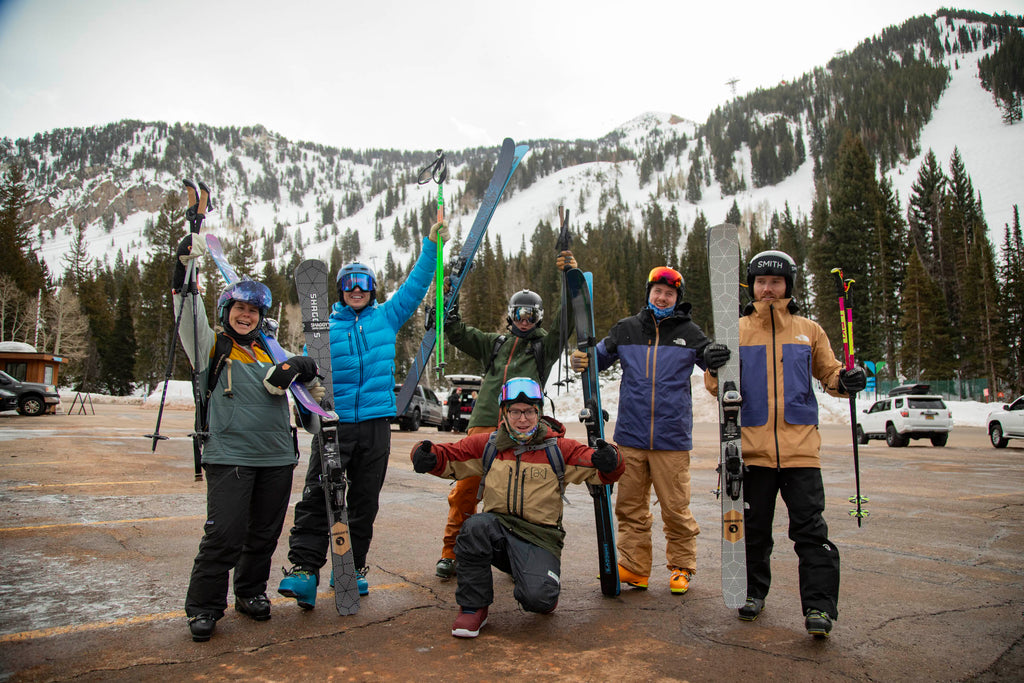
[925,415,934,420]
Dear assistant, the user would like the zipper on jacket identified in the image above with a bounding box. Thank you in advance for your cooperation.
[510,452,523,516]
[769,304,781,469]
[648,323,660,449]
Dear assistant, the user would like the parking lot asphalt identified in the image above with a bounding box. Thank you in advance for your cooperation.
[0,404,1021,682]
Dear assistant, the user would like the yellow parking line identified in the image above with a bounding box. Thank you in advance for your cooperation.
[0,584,412,642]
[0,515,204,533]
[8,480,161,490]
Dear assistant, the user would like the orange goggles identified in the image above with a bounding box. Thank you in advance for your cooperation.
[648,266,682,289]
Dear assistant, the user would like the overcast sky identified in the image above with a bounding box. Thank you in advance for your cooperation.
[1,0,1021,152]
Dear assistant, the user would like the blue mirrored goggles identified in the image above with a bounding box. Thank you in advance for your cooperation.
[339,272,375,292]
[499,377,543,404]
[510,306,541,324]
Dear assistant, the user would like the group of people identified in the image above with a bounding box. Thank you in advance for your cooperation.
[172,217,865,643]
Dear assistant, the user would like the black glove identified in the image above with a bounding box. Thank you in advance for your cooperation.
[838,367,867,394]
[703,343,730,371]
[263,355,319,395]
[412,440,437,473]
[172,235,193,291]
[591,438,619,474]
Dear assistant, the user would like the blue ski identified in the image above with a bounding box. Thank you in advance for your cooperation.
[565,268,620,597]
[395,137,529,414]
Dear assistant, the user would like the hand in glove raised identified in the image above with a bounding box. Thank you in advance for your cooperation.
[838,367,867,394]
[570,349,589,373]
[263,355,319,395]
[429,221,450,244]
[172,234,206,291]
[306,377,327,404]
[591,438,620,473]
[411,440,437,473]
[556,250,577,272]
[702,343,730,371]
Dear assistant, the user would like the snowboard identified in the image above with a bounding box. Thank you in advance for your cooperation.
[565,268,620,597]
[295,258,360,615]
[706,222,748,609]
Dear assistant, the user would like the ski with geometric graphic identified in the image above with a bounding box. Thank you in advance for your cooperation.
[707,222,748,609]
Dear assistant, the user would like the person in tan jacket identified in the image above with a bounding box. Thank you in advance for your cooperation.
[411,377,623,638]
[706,250,865,638]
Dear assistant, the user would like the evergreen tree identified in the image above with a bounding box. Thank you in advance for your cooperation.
[679,213,711,334]
[899,247,954,380]
[872,177,908,379]
[0,163,45,295]
[998,206,1023,392]
[104,279,137,395]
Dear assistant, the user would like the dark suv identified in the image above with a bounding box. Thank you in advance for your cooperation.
[0,370,62,416]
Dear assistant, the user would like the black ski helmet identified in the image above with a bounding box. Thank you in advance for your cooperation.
[507,289,544,326]
[646,266,685,302]
[217,280,272,342]
[336,262,376,300]
[746,250,796,298]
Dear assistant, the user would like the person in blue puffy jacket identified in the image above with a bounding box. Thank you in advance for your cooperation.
[278,221,448,609]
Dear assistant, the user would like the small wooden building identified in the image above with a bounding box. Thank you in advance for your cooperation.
[0,342,65,386]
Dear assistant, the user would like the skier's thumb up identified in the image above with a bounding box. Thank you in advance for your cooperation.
[570,349,589,373]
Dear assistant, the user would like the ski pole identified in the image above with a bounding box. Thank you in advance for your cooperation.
[556,205,573,393]
[831,267,868,525]
[188,181,211,481]
[417,150,448,378]
[146,179,204,455]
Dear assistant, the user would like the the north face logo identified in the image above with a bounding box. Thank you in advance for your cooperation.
[673,339,688,346]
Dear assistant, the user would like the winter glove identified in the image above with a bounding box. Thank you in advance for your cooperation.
[556,250,577,272]
[570,349,589,373]
[428,221,450,244]
[591,438,619,473]
[412,440,437,473]
[838,367,867,394]
[306,378,327,404]
[263,355,320,395]
[703,343,730,371]
[172,234,205,291]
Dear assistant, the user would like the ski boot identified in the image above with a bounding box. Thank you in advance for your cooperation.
[617,564,649,590]
[356,567,369,596]
[277,567,317,610]
[738,597,765,621]
[805,609,833,638]
[435,557,457,580]
[669,567,694,594]
[188,614,217,642]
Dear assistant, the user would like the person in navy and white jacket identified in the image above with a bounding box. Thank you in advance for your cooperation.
[572,266,729,596]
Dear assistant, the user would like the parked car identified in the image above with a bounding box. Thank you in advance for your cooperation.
[393,384,444,431]
[856,384,952,447]
[0,370,61,416]
[0,387,18,412]
[442,374,482,433]
[987,396,1024,448]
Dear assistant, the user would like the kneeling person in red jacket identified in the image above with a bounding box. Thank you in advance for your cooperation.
[411,377,624,638]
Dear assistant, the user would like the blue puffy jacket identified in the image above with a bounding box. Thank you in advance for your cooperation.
[596,305,712,451]
[328,237,435,423]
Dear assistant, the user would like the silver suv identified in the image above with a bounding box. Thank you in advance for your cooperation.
[856,384,952,447]
[987,396,1024,448]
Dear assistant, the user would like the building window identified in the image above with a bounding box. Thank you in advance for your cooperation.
[4,362,27,381]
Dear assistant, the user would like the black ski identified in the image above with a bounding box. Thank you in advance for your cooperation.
[395,137,529,414]
[565,268,620,597]
[707,222,747,609]
[295,258,360,615]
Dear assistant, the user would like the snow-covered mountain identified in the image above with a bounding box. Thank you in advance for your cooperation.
[7,14,1022,281]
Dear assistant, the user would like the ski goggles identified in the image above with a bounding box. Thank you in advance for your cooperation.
[220,280,272,312]
[509,306,542,324]
[648,266,683,289]
[338,272,375,292]
[499,377,544,404]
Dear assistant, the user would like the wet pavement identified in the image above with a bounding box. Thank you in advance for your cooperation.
[0,404,1021,681]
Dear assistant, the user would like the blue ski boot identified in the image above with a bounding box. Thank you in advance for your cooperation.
[357,567,369,596]
[277,567,317,610]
